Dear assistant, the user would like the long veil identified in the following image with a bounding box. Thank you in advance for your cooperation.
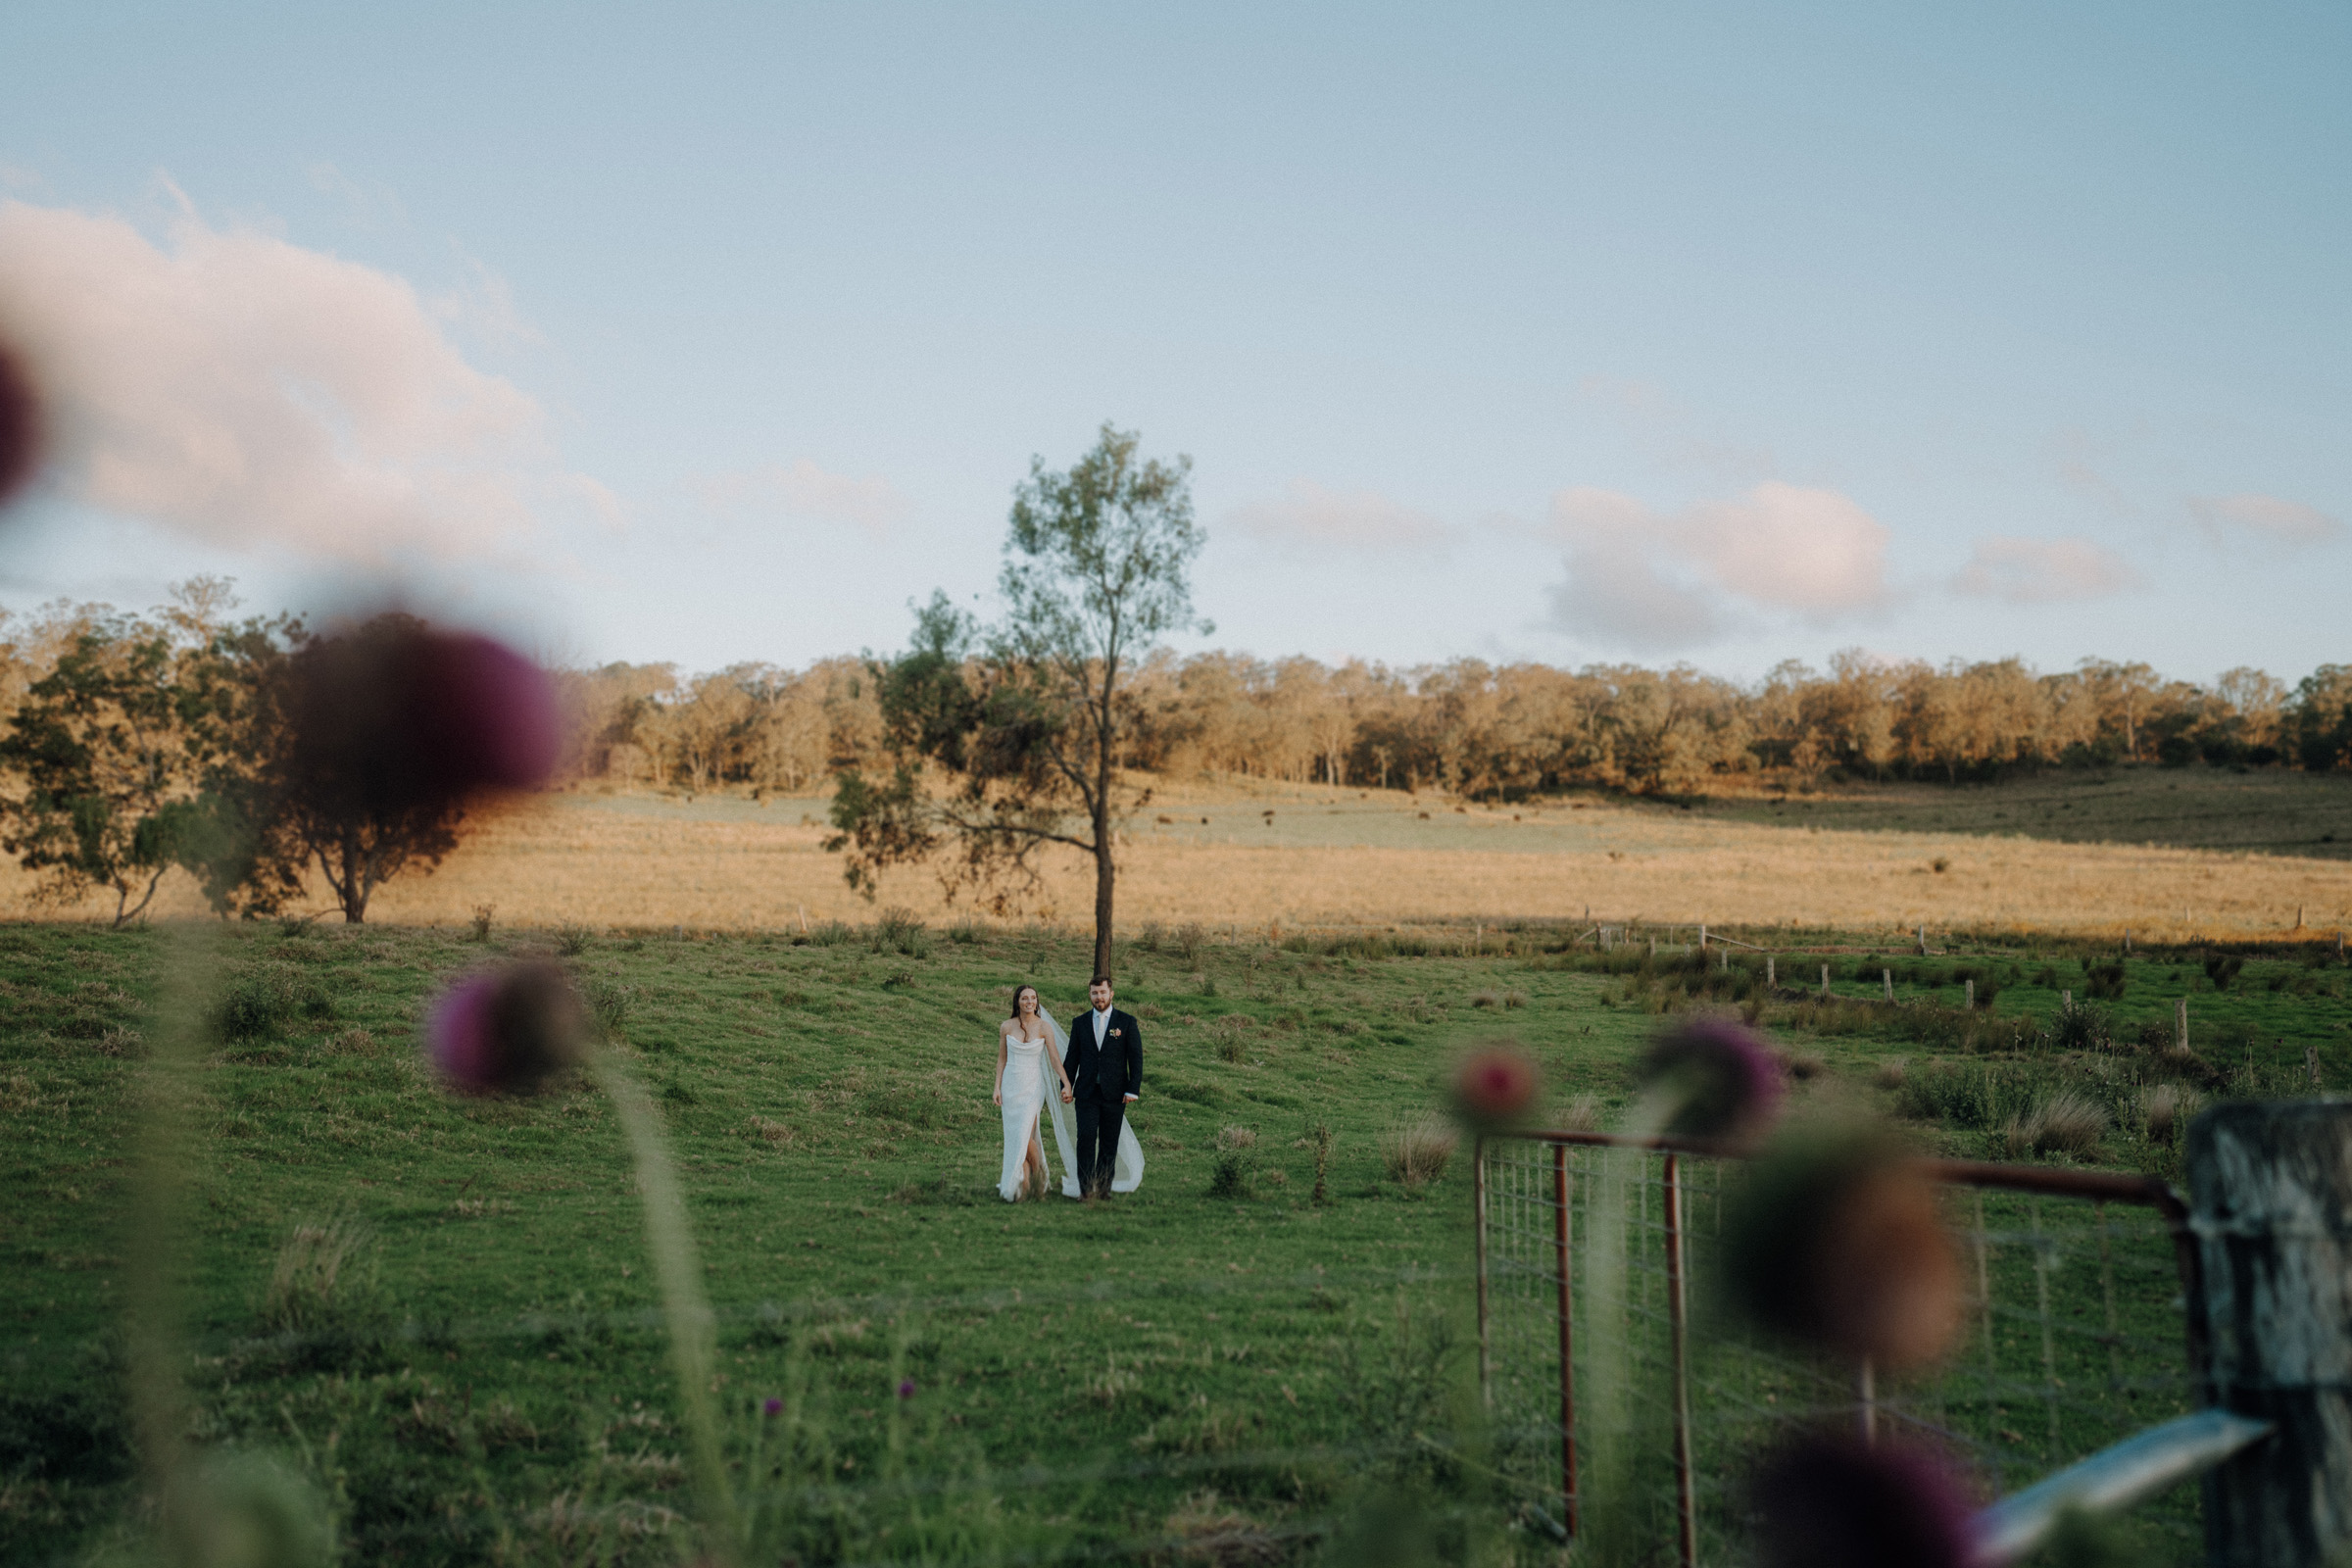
[1037,1006,1145,1197]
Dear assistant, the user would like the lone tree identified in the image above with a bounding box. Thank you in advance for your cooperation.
[828,423,1208,978]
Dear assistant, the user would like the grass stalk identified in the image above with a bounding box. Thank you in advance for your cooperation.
[124,924,212,1560]
[591,1048,742,1565]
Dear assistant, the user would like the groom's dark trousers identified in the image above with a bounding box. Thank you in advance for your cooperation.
[1064,1007,1143,1196]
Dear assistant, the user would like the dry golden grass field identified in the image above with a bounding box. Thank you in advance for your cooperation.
[16,764,2350,940]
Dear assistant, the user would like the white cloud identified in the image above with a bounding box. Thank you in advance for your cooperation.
[1544,480,1892,651]
[1229,480,1446,551]
[0,195,595,562]
[2187,493,2343,548]
[1950,536,2144,603]
[692,458,909,532]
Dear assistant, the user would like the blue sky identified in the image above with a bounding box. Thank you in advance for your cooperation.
[0,2,2344,684]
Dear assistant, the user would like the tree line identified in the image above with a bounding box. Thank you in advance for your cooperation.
[7,578,2347,924]
[548,644,2352,800]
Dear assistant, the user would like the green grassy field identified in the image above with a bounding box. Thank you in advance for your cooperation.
[1683,761,2352,860]
[3,918,2348,1566]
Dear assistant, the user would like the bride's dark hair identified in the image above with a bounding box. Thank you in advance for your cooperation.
[1008,983,1041,1020]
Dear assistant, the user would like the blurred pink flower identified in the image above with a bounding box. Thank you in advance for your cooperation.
[1449,1043,1541,1131]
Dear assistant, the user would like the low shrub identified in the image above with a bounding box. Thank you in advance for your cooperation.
[1207,1152,1253,1200]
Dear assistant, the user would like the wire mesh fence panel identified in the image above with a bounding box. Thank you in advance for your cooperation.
[1478,1138,2204,1564]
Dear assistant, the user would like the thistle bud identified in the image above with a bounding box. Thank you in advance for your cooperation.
[1449,1042,1542,1132]
[425,960,587,1097]
[167,1453,333,1568]
[0,337,41,510]
[1638,1017,1784,1141]
[1751,1434,1978,1568]
[1721,1127,1964,1371]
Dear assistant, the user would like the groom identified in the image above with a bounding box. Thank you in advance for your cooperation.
[1064,974,1142,1198]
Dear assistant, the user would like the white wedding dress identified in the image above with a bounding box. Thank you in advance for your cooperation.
[996,1006,1145,1200]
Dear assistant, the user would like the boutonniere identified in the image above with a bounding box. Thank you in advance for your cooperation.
[1110,1028,1123,1038]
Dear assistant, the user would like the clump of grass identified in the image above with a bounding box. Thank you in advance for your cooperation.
[2003,1090,2108,1158]
[888,1175,977,1206]
[2138,1083,2202,1146]
[1557,1093,1602,1132]
[868,907,930,957]
[585,977,636,1034]
[1469,989,1501,1009]
[1781,1050,1827,1081]
[1138,921,1164,954]
[1212,1016,1252,1063]
[946,916,983,946]
[809,920,854,946]
[215,963,334,1040]
[1379,1115,1456,1191]
[555,923,594,956]
[1501,989,1527,1009]
[2050,1001,2112,1053]
[2204,954,2245,991]
[1874,1057,1908,1090]
[1311,1122,1331,1203]
[259,1213,378,1339]
[1176,922,1206,966]
[470,903,496,941]
[1215,1125,1257,1152]
[2083,961,2127,1001]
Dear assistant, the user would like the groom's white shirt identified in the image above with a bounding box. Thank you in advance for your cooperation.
[1089,1005,1111,1047]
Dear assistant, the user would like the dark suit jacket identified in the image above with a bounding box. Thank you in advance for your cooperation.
[1064,1007,1142,1103]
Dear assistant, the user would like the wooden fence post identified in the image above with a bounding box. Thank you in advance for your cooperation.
[1820,963,1832,1001]
[2178,997,2189,1053]
[1766,956,1775,987]
[2187,1102,2352,1566]
[1883,967,1894,1003]
[1965,978,1976,1009]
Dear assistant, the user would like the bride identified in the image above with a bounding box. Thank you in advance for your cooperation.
[994,984,1146,1200]
[995,985,1074,1200]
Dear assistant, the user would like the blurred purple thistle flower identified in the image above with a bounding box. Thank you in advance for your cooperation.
[425,960,587,1097]
[1448,1043,1541,1132]
[1638,1016,1784,1140]
[1752,1434,1979,1568]
[897,1378,917,1400]
[290,617,562,820]
[0,337,43,510]
[761,1396,784,1418]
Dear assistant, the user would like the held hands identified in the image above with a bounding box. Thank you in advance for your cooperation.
[1060,1083,1075,1102]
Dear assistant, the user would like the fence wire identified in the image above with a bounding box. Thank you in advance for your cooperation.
[1477,1139,2202,1563]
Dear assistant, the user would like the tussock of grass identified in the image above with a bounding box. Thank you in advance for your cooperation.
[2003,1090,2110,1157]
[1379,1115,1455,1190]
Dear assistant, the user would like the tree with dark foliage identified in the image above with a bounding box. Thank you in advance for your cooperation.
[0,615,199,926]
[828,424,1208,978]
